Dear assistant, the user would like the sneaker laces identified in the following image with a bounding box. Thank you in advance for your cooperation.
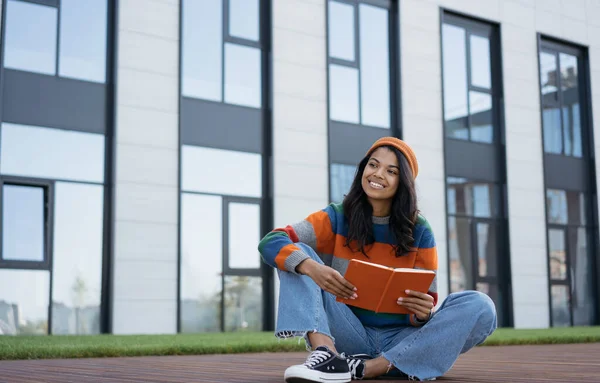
[346,357,365,379]
[303,350,332,368]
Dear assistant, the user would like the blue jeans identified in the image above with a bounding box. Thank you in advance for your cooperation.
[276,243,497,381]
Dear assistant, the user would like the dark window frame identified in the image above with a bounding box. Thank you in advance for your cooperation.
[326,0,400,201]
[441,12,498,145]
[537,35,599,327]
[440,9,512,327]
[177,0,274,332]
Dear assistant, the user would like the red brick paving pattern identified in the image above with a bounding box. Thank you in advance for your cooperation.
[0,343,599,382]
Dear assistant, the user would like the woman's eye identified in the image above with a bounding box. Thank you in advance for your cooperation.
[388,170,397,175]
[369,163,377,168]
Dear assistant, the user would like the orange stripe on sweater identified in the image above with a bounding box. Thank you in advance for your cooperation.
[415,247,438,270]
[274,243,300,271]
[332,235,418,268]
[306,211,336,254]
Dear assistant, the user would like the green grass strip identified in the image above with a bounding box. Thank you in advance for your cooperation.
[1,327,599,360]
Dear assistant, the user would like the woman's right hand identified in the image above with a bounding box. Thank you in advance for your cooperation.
[296,259,357,300]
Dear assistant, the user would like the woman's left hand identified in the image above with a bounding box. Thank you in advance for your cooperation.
[397,290,434,321]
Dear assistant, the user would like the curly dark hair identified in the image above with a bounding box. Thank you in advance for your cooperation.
[342,145,419,257]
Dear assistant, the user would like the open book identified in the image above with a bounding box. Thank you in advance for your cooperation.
[336,259,435,314]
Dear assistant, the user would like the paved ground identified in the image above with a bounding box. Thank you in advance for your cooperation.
[0,343,599,382]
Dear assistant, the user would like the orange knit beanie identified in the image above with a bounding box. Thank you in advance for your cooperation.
[366,137,419,179]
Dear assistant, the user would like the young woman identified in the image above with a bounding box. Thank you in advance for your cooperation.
[258,137,497,382]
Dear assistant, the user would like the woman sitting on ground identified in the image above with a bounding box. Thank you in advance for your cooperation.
[258,137,497,382]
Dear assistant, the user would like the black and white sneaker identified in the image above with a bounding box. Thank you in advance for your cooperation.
[284,346,351,383]
[346,354,371,380]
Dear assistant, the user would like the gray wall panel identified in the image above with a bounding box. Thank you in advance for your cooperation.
[181,97,262,153]
[544,154,588,192]
[329,122,389,165]
[2,69,106,133]
[445,139,501,183]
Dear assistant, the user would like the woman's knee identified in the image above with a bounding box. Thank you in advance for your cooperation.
[449,290,497,329]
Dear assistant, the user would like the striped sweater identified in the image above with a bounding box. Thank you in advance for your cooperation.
[258,203,438,327]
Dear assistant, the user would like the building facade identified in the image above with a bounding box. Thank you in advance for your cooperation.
[0,0,598,335]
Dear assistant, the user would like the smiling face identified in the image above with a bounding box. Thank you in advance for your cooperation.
[361,147,400,205]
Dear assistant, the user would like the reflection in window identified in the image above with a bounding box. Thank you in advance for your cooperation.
[59,0,108,83]
[328,1,355,61]
[4,0,57,75]
[329,65,360,124]
[542,107,562,154]
[224,276,262,331]
[448,217,472,292]
[548,229,566,280]
[551,285,570,327]
[540,52,558,97]
[224,44,262,108]
[569,228,594,325]
[229,0,259,41]
[182,0,223,101]
[442,24,468,140]
[229,203,261,269]
[330,163,356,203]
[477,223,497,277]
[469,35,491,89]
[52,182,103,335]
[447,178,496,218]
[2,185,46,262]
[359,4,390,129]
[0,123,105,183]
[180,193,223,333]
[0,270,50,335]
[181,145,262,198]
[469,91,493,143]
[546,189,568,224]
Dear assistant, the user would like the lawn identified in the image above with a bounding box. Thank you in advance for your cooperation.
[0,326,599,360]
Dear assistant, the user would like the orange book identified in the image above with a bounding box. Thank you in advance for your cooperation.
[336,259,436,314]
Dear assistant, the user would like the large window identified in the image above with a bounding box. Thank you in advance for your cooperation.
[539,49,582,156]
[442,17,494,143]
[538,38,597,327]
[179,0,271,333]
[4,0,107,83]
[0,0,112,335]
[327,0,397,202]
[441,13,511,326]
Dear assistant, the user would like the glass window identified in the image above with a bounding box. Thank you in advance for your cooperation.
[566,191,585,225]
[477,222,497,277]
[571,103,583,157]
[0,270,50,335]
[224,44,262,108]
[542,107,562,154]
[329,64,359,124]
[4,0,57,75]
[442,24,469,140]
[2,185,46,262]
[469,91,493,143]
[0,123,105,183]
[224,276,262,331]
[546,189,568,224]
[448,217,472,292]
[551,284,570,327]
[180,193,223,333]
[559,53,578,93]
[469,34,491,89]
[569,228,594,325]
[228,203,261,269]
[59,0,107,83]
[181,145,262,198]
[548,229,566,280]
[229,0,259,41]
[540,52,558,98]
[359,4,390,129]
[182,0,223,101]
[447,178,497,218]
[51,182,103,335]
[328,1,355,61]
[330,163,356,203]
